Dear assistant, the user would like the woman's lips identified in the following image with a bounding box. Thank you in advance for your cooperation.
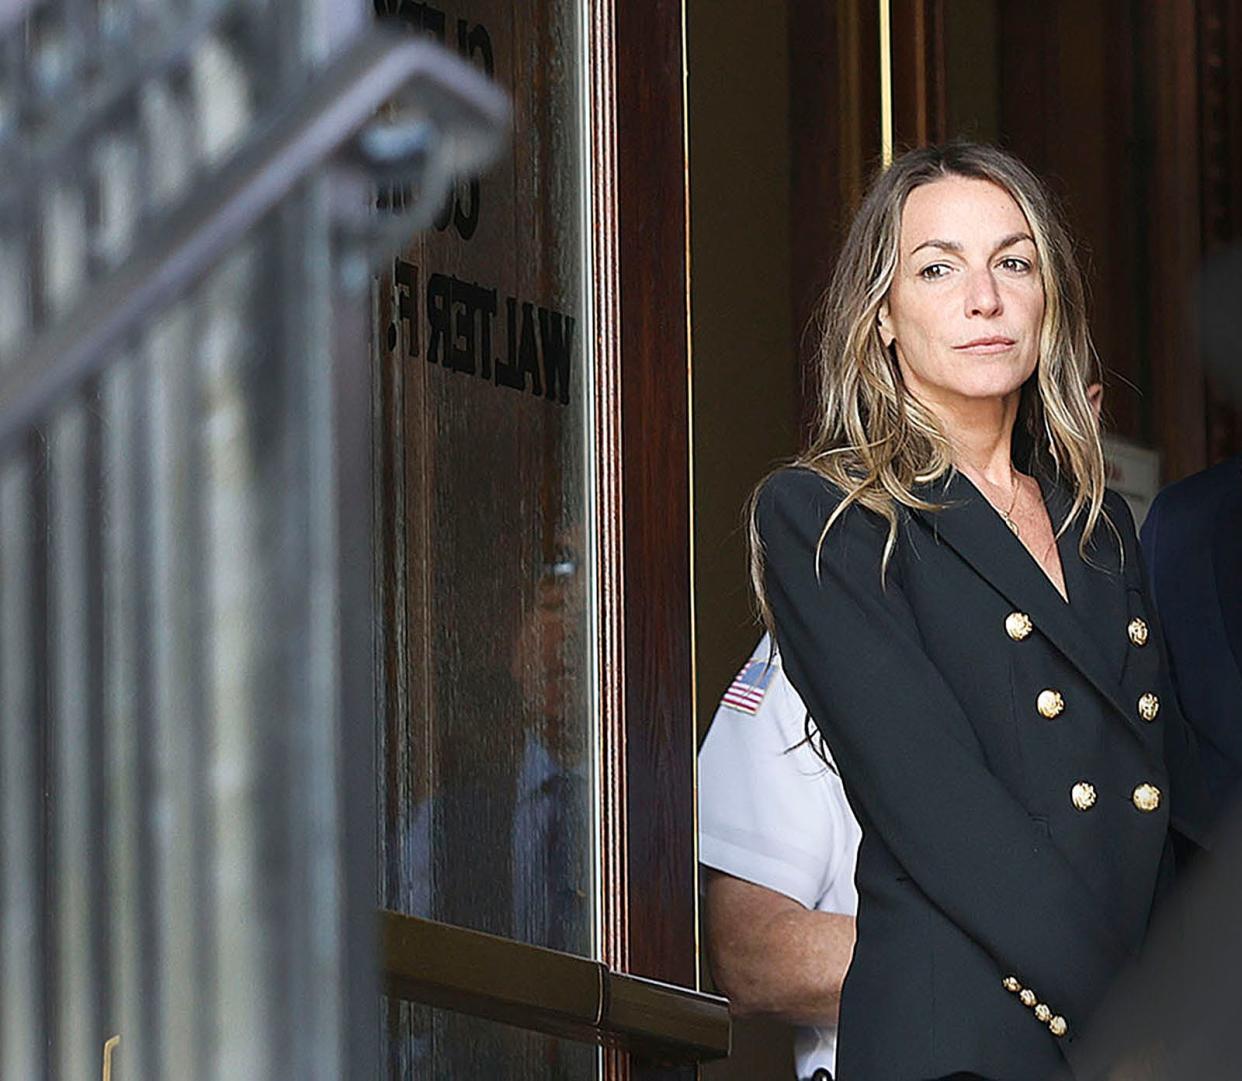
[954,337,1016,354]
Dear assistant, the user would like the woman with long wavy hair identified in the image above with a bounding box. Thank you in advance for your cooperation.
[751,143,1209,1081]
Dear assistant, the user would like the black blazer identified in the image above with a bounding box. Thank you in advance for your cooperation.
[756,467,1208,1081]
[1141,453,1242,824]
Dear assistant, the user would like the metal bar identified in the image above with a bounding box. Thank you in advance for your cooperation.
[22,194,46,343]
[0,19,29,158]
[198,243,268,1081]
[380,910,730,1063]
[0,0,40,35]
[29,431,53,1081]
[382,909,605,1028]
[49,400,102,1081]
[606,972,732,1062]
[100,353,154,1081]
[0,451,43,1079]
[0,0,237,204]
[0,27,508,452]
[0,22,509,1081]
[149,60,212,1081]
[330,178,379,1081]
[128,342,163,1081]
[146,303,207,1081]
[81,386,110,1073]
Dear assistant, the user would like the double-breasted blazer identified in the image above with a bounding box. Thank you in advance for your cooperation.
[756,466,1209,1081]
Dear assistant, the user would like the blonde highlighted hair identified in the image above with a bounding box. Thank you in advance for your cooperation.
[751,143,1108,629]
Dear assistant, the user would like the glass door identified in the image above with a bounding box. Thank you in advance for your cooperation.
[372,2,722,1078]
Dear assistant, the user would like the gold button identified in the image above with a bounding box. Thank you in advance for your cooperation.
[1071,782,1097,811]
[1128,618,1149,647]
[1006,612,1033,641]
[1037,689,1065,719]
[1049,1015,1068,1037]
[1132,783,1161,813]
[1002,976,1021,993]
[1034,1003,1052,1023]
[1019,988,1037,1008]
[1138,693,1160,722]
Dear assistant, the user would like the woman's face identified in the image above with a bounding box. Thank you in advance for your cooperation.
[878,175,1045,414]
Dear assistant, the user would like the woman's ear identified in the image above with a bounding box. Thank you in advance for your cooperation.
[877,303,895,348]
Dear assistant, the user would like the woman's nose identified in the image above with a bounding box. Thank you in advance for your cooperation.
[965,269,1003,318]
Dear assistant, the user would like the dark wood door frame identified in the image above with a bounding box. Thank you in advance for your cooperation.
[589,1,697,1078]
[890,0,947,149]
[788,0,885,444]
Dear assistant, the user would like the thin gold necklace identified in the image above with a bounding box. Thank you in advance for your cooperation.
[973,470,1022,537]
[999,482,1021,537]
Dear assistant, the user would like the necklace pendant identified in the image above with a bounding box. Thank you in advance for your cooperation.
[1003,515,1020,537]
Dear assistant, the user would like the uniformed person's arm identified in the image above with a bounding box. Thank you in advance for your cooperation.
[704,869,855,1026]
[756,468,1130,1042]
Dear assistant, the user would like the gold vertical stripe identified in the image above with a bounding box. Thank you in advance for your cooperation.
[679,0,701,992]
[879,0,894,167]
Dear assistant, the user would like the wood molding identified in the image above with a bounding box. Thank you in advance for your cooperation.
[1146,2,1207,480]
[788,0,882,444]
[612,0,695,988]
[586,0,628,991]
[590,1,696,1076]
[891,0,947,149]
[1198,0,1242,462]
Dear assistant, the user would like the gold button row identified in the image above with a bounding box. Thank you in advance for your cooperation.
[1006,611,1160,815]
[1071,780,1161,812]
[1002,976,1067,1038]
[1006,612,1148,649]
[1034,688,1159,725]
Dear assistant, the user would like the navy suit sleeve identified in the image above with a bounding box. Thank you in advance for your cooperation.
[1130,496,1214,847]
[756,469,1130,1038]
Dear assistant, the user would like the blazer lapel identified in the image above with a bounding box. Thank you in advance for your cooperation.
[910,471,1132,724]
[1040,474,1130,683]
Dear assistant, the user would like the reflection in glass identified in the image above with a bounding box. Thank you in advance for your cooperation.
[384,1001,599,1081]
[375,0,596,1077]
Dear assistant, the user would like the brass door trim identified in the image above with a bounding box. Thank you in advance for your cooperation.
[381,909,730,1063]
[879,0,894,166]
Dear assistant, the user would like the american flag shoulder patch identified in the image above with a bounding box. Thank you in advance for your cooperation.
[720,658,778,715]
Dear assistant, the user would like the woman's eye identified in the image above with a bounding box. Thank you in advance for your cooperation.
[918,263,951,281]
[998,256,1032,273]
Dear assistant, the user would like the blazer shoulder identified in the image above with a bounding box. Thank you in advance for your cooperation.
[757,464,843,502]
[1102,486,1138,536]
[755,467,887,544]
[755,468,900,600]
[1148,453,1242,524]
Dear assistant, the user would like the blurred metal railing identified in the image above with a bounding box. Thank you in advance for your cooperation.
[0,4,508,1080]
